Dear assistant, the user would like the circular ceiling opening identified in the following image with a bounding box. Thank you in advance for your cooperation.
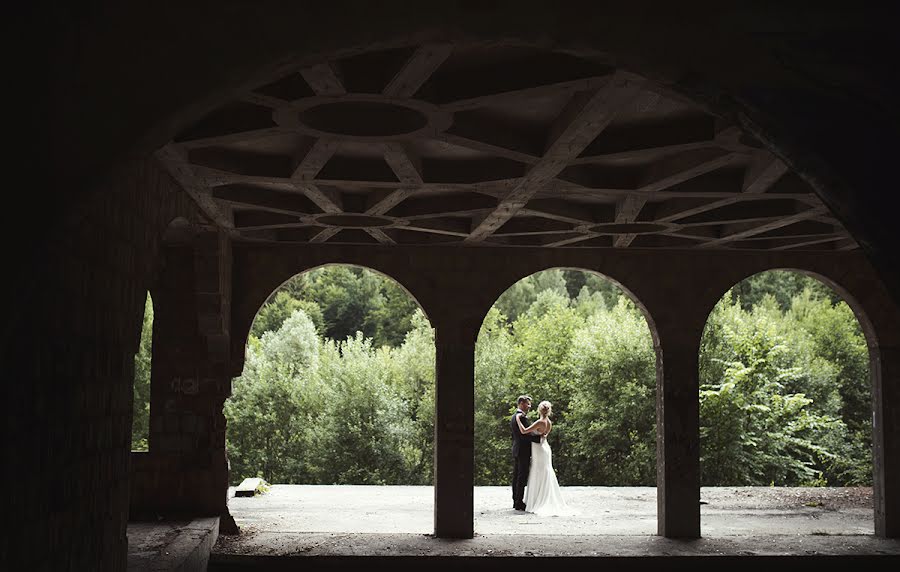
[590,222,671,234]
[299,102,428,137]
[316,214,393,228]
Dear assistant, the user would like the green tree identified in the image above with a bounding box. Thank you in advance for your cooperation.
[310,334,417,484]
[566,298,656,485]
[386,309,436,482]
[476,274,654,486]
[730,270,838,312]
[698,287,869,486]
[787,291,869,435]
[368,279,419,348]
[298,266,382,342]
[507,289,583,482]
[699,313,844,486]
[225,310,323,483]
[786,290,871,484]
[564,269,622,310]
[280,265,417,348]
[252,291,324,337]
[495,269,569,323]
[227,266,434,485]
[224,266,871,490]
[507,291,581,419]
[474,307,516,485]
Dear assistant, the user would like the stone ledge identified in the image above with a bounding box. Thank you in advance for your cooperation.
[210,533,900,571]
[127,516,219,572]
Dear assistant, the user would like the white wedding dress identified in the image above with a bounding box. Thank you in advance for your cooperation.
[524,434,577,516]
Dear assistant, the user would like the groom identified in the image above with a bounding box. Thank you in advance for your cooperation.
[511,395,542,511]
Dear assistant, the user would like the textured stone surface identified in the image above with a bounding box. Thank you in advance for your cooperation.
[4,158,202,570]
[127,517,219,572]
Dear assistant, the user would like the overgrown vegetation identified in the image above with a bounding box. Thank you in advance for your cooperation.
[131,292,152,451]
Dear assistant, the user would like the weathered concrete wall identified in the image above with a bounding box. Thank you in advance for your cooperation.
[231,245,899,358]
[3,158,202,570]
[130,228,234,528]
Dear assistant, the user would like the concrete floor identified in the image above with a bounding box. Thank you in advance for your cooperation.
[225,485,875,536]
[211,486,900,567]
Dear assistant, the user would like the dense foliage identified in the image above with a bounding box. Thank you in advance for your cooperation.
[132,292,153,451]
[132,267,872,487]
[256,265,419,348]
[700,281,871,486]
[225,304,436,484]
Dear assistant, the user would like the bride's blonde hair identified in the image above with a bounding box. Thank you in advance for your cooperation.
[537,400,552,417]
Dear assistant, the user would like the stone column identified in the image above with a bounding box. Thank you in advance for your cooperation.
[655,325,703,538]
[874,344,900,538]
[432,319,477,538]
[133,229,234,526]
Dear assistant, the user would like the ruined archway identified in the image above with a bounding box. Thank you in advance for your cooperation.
[225,263,437,534]
[473,267,660,534]
[699,269,878,536]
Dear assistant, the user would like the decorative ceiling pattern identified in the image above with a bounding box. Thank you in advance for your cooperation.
[158,43,855,250]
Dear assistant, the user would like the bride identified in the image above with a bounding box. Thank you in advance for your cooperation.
[515,400,576,516]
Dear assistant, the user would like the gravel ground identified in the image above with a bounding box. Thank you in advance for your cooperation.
[701,486,872,510]
[212,486,894,560]
[220,485,874,538]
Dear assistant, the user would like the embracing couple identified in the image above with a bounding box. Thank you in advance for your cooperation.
[510,395,576,516]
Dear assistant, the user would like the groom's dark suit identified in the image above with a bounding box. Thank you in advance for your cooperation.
[511,409,542,510]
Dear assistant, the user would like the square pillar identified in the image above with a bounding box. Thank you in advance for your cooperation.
[132,230,233,520]
[433,324,475,538]
[656,335,701,538]
[874,345,900,538]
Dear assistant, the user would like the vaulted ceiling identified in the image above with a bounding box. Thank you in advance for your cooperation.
[158,42,855,251]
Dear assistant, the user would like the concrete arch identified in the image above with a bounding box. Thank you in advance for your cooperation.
[701,267,879,354]
[235,261,433,363]
[476,266,661,485]
[231,250,443,373]
[480,265,661,350]
[226,261,437,513]
[689,254,900,351]
[697,266,899,536]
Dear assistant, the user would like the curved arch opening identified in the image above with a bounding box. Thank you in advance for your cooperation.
[474,268,658,535]
[699,269,874,535]
[225,263,436,533]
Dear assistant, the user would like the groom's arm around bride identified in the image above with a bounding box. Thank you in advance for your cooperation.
[510,395,541,510]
